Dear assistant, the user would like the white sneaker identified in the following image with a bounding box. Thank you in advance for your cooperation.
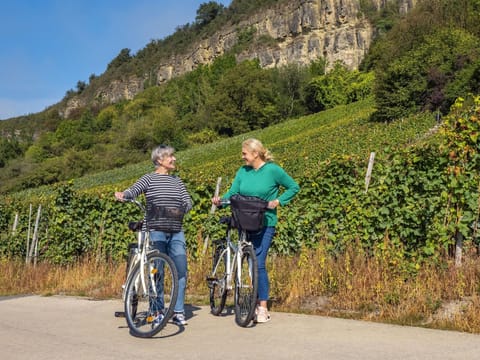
[172,312,188,326]
[255,306,271,323]
[151,312,164,327]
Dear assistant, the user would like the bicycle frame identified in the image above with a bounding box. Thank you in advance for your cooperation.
[123,200,157,300]
[213,228,249,294]
[129,232,157,298]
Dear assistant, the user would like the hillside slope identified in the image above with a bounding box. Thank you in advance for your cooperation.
[32,99,437,196]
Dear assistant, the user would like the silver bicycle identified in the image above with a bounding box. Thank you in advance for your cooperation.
[118,199,179,338]
[206,196,267,327]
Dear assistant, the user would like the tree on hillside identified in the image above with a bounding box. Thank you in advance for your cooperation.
[0,138,23,168]
[124,106,184,153]
[107,48,132,71]
[271,63,310,119]
[373,28,480,121]
[196,1,225,26]
[208,60,279,136]
[304,62,374,113]
[76,81,87,94]
[364,0,480,121]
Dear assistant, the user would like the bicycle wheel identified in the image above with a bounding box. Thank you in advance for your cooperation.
[124,250,179,338]
[207,239,228,315]
[234,244,258,327]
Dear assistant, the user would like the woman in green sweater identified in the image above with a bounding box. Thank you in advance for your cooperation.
[212,138,300,323]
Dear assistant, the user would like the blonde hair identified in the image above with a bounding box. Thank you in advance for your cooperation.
[151,144,175,168]
[242,138,273,162]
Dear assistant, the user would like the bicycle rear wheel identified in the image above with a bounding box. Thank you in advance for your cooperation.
[207,239,228,315]
[124,250,179,338]
[234,244,258,327]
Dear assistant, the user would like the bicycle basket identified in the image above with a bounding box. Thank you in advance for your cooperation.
[229,194,268,232]
[146,198,186,232]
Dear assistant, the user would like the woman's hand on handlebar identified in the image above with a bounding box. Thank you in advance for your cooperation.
[211,196,222,206]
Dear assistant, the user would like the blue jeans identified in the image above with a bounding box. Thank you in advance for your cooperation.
[150,231,188,313]
[249,226,275,301]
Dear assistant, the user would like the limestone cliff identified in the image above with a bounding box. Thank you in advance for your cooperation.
[64,0,416,118]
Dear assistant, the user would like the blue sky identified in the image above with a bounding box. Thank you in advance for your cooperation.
[0,0,231,120]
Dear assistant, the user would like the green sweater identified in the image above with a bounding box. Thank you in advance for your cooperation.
[222,162,300,226]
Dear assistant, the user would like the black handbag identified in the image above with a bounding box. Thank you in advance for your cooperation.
[229,194,268,232]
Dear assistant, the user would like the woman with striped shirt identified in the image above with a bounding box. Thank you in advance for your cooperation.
[115,144,192,326]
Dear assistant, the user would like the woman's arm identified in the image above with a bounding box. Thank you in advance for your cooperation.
[275,166,300,205]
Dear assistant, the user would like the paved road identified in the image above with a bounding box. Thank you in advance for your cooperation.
[1,295,480,359]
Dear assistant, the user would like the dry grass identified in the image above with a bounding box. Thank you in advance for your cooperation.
[0,257,125,299]
[267,242,480,333]
[2,241,480,333]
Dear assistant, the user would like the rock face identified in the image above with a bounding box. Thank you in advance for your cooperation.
[64,0,416,118]
[181,0,368,75]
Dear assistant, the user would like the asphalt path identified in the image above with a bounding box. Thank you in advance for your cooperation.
[1,295,480,359]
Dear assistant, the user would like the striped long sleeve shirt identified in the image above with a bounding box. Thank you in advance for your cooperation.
[123,173,192,232]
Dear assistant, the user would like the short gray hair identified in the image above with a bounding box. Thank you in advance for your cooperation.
[151,144,175,168]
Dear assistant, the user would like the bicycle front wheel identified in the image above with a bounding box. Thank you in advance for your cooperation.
[208,239,228,315]
[124,250,179,338]
[234,244,258,327]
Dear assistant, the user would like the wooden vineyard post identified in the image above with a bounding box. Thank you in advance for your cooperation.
[28,205,41,266]
[26,204,32,264]
[455,231,463,267]
[203,177,222,255]
[365,152,375,193]
[12,213,18,235]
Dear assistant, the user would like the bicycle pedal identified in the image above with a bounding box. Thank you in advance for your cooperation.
[114,311,125,318]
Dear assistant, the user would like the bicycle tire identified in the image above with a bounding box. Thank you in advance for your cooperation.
[208,240,228,315]
[234,244,258,327]
[124,250,179,338]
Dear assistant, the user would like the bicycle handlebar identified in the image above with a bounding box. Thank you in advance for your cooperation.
[122,198,146,212]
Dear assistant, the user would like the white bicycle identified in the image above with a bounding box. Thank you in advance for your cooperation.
[206,195,268,327]
[116,199,179,338]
